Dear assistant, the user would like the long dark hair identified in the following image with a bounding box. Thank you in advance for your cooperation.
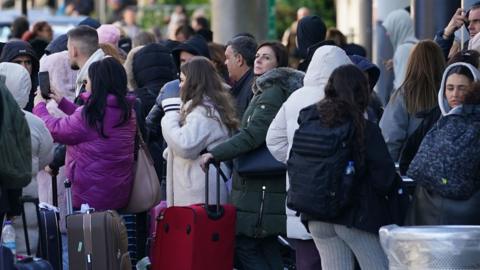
[317,64,370,165]
[179,56,239,131]
[83,57,132,138]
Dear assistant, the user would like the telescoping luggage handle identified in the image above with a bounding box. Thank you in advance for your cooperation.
[204,160,228,220]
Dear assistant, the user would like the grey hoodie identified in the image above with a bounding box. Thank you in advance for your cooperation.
[438,62,480,116]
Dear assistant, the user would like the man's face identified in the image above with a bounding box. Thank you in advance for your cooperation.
[468,8,480,38]
[67,39,80,70]
[225,45,240,81]
[179,51,195,65]
[12,55,33,75]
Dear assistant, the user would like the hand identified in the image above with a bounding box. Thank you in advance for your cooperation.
[49,85,63,104]
[34,89,46,107]
[444,8,466,38]
[383,59,393,71]
[158,80,181,104]
[200,153,214,173]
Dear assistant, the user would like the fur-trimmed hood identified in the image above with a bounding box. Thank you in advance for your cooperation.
[253,67,305,95]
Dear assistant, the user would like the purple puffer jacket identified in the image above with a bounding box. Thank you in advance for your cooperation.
[33,93,136,210]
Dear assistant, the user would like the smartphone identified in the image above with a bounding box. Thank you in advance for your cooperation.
[38,71,51,99]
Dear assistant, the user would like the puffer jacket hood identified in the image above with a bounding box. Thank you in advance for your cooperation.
[253,67,304,96]
[171,35,210,70]
[132,43,177,90]
[296,15,327,59]
[303,45,352,88]
[0,62,31,109]
[349,54,380,89]
[0,40,39,74]
[39,51,78,101]
[382,9,417,51]
[438,62,480,116]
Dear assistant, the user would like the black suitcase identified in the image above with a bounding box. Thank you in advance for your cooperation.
[20,171,62,270]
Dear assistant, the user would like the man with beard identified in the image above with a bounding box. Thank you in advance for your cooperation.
[66,25,105,97]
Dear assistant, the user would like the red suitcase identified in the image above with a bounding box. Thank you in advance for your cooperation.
[151,162,236,270]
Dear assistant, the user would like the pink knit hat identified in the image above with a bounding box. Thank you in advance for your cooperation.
[97,24,121,46]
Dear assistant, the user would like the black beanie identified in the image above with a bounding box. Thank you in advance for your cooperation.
[296,16,327,58]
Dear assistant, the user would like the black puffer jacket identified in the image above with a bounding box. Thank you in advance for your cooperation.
[0,41,39,111]
[131,43,176,135]
[130,43,176,192]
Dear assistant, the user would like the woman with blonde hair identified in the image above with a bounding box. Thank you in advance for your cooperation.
[380,40,446,165]
[159,56,238,206]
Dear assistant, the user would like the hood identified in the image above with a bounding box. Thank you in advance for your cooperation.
[124,45,144,90]
[0,62,31,109]
[132,43,177,90]
[171,35,210,70]
[469,31,480,51]
[296,15,327,59]
[0,40,39,74]
[45,34,68,55]
[253,67,305,95]
[303,45,352,87]
[97,24,121,46]
[382,9,416,50]
[349,54,380,88]
[438,62,480,116]
[39,51,78,101]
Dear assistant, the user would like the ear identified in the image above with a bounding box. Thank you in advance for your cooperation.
[235,54,245,67]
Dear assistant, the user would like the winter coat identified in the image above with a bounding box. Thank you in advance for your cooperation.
[0,77,31,217]
[379,90,423,161]
[0,40,39,111]
[33,93,136,210]
[75,49,105,96]
[44,34,68,55]
[297,105,398,234]
[230,68,254,118]
[405,62,480,225]
[266,46,352,239]
[161,99,231,206]
[210,67,305,238]
[382,9,418,90]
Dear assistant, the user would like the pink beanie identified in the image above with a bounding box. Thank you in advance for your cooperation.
[97,24,121,46]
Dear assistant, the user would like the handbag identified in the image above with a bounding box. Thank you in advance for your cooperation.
[233,144,286,177]
[122,129,161,213]
[405,185,480,226]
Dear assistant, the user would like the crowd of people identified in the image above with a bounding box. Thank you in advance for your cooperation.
[1,2,480,270]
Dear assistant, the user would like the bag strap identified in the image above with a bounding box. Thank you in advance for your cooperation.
[83,212,93,270]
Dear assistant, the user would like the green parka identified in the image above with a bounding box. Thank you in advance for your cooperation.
[210,67,304,238]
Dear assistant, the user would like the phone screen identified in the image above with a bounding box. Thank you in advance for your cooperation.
[38,71,50,99]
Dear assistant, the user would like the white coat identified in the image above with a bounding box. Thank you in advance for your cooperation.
[266,46,353,239]
[162,99,231,207]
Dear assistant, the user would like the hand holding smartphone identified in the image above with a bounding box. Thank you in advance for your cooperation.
[38,71,51,99]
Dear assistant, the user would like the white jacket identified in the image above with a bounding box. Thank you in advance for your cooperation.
[162,100,231,207]
[0,62,54,254]
[266,46,352,239]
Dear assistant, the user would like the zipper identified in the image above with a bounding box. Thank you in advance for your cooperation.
[254,185,266,237]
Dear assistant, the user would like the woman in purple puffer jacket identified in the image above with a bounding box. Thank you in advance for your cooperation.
[33,57,136,211]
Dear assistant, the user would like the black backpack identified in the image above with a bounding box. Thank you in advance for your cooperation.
[287,105,355,220]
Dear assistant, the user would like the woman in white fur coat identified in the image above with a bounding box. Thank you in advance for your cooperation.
[161,56,238,206]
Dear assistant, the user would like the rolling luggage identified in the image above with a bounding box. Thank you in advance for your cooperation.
[151,162,236,270]
[64,179,132,270]
[20,171,62,270]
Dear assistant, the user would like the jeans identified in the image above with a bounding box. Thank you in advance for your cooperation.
[234,235,283,270]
